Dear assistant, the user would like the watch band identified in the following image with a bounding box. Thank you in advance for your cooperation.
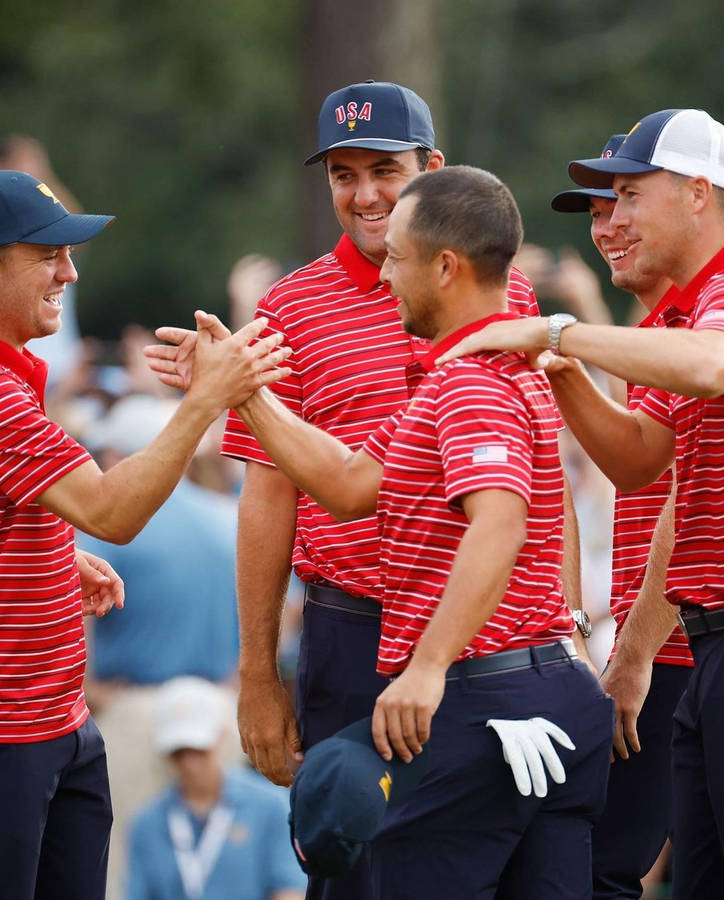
[548,314,578,354]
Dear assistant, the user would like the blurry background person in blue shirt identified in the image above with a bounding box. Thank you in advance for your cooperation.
[126,677,305,900]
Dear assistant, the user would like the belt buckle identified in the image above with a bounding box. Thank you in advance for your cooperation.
[676,610,690,639]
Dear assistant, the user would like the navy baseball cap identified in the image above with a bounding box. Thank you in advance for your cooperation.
[289,716,429,876]
[550,134,624,212]
[304,79,435,166]
[0,170,114,248]
[568,109,724,189]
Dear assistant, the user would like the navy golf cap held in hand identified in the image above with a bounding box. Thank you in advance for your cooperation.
[289,715,429,877]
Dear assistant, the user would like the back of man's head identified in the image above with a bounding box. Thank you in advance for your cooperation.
[399,166,523,284]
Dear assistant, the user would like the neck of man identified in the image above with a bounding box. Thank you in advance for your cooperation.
[635,279,673,313]
[672,219,724,288]
[431,284,508,345]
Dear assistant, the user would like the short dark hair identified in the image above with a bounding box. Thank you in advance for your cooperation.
[399,165,523,284]
[414,147,432,171]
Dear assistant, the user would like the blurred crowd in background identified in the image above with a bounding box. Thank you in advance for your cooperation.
[2,136,673,898]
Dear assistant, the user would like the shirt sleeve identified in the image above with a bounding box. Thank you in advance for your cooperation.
[221,288,303,466]
[693,279,724,331]
[0,381,90,507]
[636,386,674,428]
[435,363,535,508]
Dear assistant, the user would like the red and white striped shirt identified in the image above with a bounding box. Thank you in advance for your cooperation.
[610,293,693,667]
[222,234,539,599]
[364,315,573,676]
[639,247,724,613]
[0,342,90,743]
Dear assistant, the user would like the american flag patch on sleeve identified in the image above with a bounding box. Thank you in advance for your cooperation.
[472,445,508,464]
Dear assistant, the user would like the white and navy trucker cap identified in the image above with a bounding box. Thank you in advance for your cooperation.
[568,109,724,190]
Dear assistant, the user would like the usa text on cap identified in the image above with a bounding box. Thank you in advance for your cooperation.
[568,109,724,190]
[289,716,429,876]
[0,170,114,248]
[304,80,435,166]
[550,134,625,213]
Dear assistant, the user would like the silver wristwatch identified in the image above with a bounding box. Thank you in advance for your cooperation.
[548,313,578,354]
[571,608,593,639]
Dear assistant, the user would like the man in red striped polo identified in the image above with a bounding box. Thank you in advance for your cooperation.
[146,81,588,900]
[0,170,288,900]
[225,165,614,898]
[550,136,693,898]
[434,108,724,900]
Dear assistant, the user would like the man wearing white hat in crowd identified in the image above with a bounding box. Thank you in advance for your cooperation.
[127,676,306,900]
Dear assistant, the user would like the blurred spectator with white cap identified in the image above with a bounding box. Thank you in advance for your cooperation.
[77,393,241,900]
[126,676,305,900]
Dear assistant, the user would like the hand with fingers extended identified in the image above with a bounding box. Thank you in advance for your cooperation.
[179,312,291,414]
[371,662,446,764]
[600,654,652,761]
[238,676,304,787]
[144,312,290,394]
[486,717,575,798]
[435,317,551,369]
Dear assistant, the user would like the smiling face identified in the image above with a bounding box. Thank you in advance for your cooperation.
[326,147,442,266]
[380,194,440,339]
[0,242,77,349]
[589,195,668,306]
[610,170,698,288]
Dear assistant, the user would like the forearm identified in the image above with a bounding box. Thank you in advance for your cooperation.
[236,463,298,682]
[41,394,216,542]
[560,323,724,398]
[614,480,678,664]
[548,361,667,490]
[561,473,582,611]
[237,388,378,520]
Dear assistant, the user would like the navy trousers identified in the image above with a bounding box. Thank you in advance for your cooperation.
[0,716,112,900]
[371,655,614,900]
[671,632,724,899]
[592,662,690,899]
[296,596,388,900]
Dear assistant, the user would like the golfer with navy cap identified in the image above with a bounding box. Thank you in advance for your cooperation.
[436,108,724,899]
[551,134,693,898]
[0,170,287,899]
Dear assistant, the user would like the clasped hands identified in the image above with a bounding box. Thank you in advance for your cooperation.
[143,311,291,401]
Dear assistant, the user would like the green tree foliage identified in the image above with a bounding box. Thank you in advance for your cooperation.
[2,0,301,334]
[440,0,724,318]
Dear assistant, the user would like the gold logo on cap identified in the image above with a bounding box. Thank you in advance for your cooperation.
[36,183,60,204]
[379,771,392,801]
[348,120,357,131]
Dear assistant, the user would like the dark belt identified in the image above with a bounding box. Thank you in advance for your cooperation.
[445,639,577,681]
[677,605,724,640]
[305,583,382,618]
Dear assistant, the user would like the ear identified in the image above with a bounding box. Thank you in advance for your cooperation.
[425,149,445,171]
[690,176,713,213]
[438,249,459,288]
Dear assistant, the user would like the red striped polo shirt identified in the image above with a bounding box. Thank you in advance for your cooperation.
[363,315,573,676]
[0,341,91,742]
[222,233,540,600]
[610,292,693,667]
[638,247,724,613]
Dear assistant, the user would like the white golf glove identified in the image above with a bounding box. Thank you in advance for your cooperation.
[486,717,575,798]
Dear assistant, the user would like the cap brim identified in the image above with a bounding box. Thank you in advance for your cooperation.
[568,155,662,189]
[22,213,115,246]
[550,187,617,213]
[304,138,427,166]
